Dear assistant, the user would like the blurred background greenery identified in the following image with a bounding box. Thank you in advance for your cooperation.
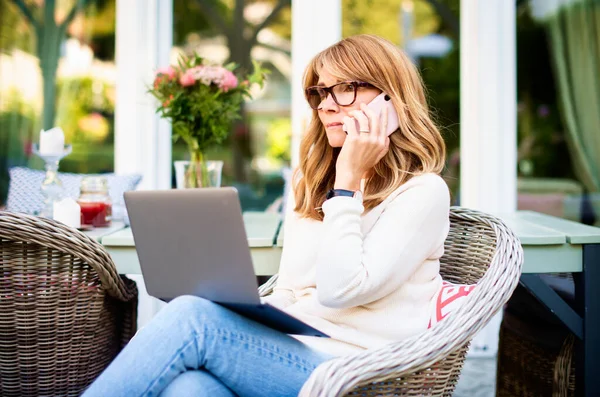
[0,0,581,215]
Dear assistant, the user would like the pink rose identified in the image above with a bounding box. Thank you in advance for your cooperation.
[156,66,176,80]
[179,71,196,87]
[219,71,238,92]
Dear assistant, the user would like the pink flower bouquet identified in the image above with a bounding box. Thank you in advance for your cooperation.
[149,54,266,186]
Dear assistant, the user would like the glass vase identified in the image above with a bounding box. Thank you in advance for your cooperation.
[174,153,223,188]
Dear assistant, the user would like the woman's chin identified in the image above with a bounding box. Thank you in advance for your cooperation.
[327,132,346,148]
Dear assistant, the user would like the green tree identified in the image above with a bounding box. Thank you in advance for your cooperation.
[8,0,101,131]
[343,0,441,43]
[182,0,291,182]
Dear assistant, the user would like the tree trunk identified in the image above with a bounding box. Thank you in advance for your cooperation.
[228,47,252,183]
[37,0,62,131]
[40,53,60,131]
[226,1,253,183]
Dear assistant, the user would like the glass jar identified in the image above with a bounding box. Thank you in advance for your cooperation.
[78,176,112,227]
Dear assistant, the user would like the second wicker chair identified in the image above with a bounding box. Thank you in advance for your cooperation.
[0,211,139,397]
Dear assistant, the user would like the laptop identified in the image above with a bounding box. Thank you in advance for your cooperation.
[124,187,328,338]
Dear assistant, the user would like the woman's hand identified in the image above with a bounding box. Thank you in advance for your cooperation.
[334,103,390,190]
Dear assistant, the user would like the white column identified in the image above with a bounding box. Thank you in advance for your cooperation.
[290,0,342,167]
[115,0,172,190]
[460,0,517,214]
[115,0,173,329]
[460,0,517,358]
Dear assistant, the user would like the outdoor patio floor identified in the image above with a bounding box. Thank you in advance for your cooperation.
[454,356,496,396]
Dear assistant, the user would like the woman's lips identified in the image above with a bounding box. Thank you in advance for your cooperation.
[326,122,343,128]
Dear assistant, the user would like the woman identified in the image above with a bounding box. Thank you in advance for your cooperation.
[83,34,449,397]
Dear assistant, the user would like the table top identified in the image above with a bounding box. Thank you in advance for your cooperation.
[504,211,600,245]
[275,210,600,247]
[96,211,600,249]
[92,210,600,275]
[100,212,282,248]
[83,221,127,242]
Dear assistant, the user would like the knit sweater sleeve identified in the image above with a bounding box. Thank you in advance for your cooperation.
[315,175,450,309]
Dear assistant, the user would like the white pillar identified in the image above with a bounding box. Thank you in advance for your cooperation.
[115,0,172,191]
[115,0,173,329]
[460,0,517,214]
[460,0,517,358]
[290,0,342,167]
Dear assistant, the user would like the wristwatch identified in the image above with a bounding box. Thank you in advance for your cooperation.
[325,189,363,202]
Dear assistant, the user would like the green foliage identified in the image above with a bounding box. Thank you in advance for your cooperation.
[342,0,441,44]
[265,117,291,163]
[173,0,222,44]
[514,8,572,180]
[265,4,292,41]
[0,90,37,204]
[419,48,460,153]
[0,1,36,56]
[55,76,114,144]
[148,53,268,156]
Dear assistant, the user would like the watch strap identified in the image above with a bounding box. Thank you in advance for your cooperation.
[326,189,356,200]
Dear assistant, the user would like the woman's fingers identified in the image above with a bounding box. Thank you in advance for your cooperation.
[343,116,359,137]
[350,109,371,134]
[359,104,381,139]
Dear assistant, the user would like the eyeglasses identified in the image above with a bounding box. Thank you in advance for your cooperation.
[305,81,374,110]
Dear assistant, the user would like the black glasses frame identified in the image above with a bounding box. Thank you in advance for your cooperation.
[304,81,374,110]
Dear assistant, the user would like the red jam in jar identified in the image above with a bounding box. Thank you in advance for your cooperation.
[78,176,112,227]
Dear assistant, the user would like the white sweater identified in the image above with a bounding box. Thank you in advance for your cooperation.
[263,173,451,356]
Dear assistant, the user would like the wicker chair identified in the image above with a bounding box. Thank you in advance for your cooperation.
[496,280,576,396]
[0,211,138,397]
[259,207,524,397]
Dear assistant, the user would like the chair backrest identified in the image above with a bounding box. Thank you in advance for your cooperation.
[440,207,499,285]
[0,211,138,397]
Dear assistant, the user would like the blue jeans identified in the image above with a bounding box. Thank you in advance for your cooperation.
[83,296,332,397]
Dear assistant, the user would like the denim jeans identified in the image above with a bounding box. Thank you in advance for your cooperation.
[83,295,333,397]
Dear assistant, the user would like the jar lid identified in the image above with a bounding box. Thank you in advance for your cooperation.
[81,176,108,193]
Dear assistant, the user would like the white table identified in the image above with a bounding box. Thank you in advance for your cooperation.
[96,211,600,276]
[83,221,127,242]
[99,212,282,276]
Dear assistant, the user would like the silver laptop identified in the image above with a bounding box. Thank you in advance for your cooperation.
[124,187,328,337]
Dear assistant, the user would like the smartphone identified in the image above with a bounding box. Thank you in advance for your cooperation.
[342,92,399,136]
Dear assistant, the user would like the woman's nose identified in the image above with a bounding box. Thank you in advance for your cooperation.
[319,93,338,112]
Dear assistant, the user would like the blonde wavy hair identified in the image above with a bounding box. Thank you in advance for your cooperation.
[294,34,446,221]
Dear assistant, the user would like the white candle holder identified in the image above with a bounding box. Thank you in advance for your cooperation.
[32,144,72,218]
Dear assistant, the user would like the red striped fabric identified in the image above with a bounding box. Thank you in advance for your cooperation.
[428,281,477,328]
